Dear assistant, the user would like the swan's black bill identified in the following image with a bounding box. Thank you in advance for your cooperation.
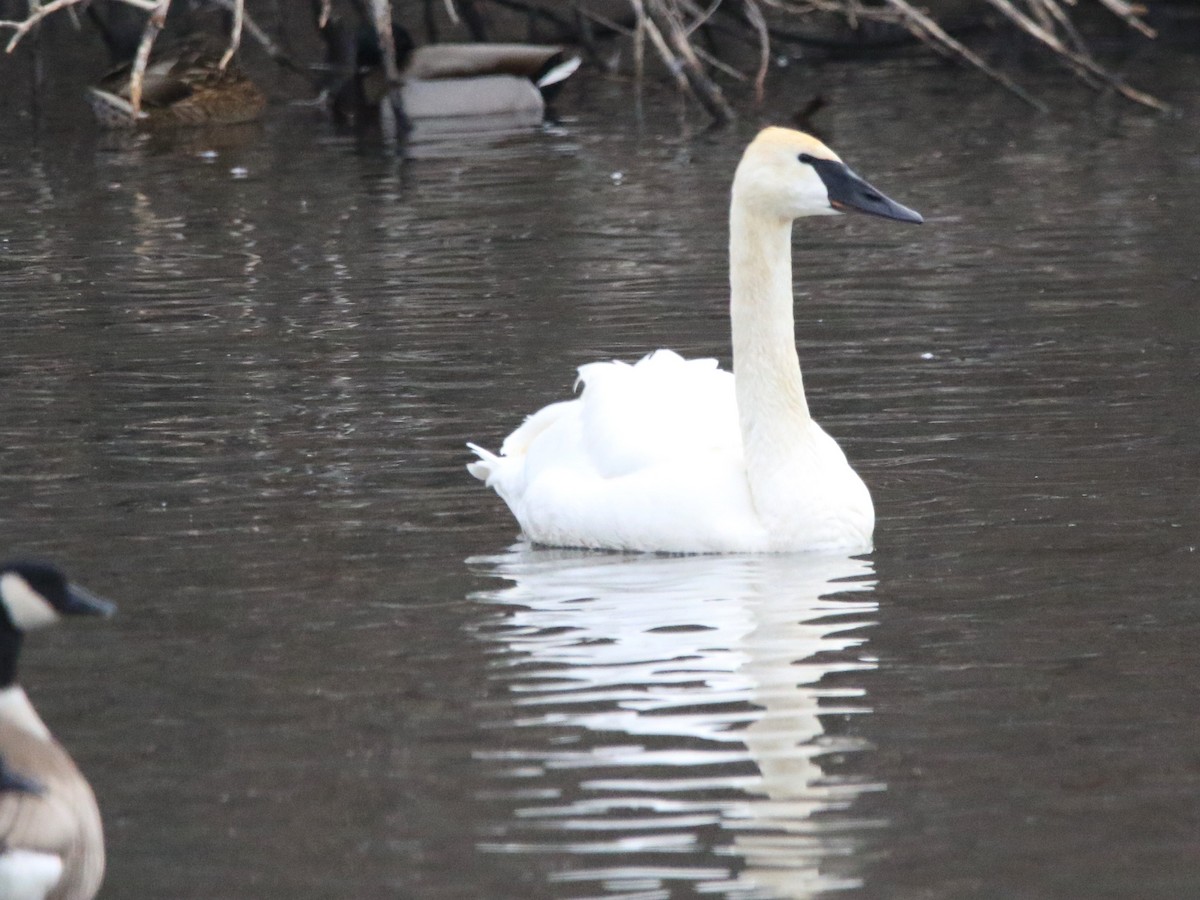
[805,156,923,224]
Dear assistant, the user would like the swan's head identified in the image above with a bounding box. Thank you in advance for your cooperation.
[733,127,922,224]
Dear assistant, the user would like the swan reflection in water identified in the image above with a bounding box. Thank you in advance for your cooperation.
[467,547,881,899]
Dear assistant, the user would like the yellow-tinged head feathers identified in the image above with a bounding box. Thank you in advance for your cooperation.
[748,127,842,164]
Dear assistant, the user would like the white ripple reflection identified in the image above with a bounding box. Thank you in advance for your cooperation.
[468,548,881,899]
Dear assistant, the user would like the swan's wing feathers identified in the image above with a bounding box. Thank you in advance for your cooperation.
[576,350,740,478]
[468,397,588,514]
[518,452,765,553]
[499,399,577,458]
[470,351,767,551]
[467,398,581,482]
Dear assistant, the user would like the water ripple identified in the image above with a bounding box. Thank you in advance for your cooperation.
[468,549,879,898]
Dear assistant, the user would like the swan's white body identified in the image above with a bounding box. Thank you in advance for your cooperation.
[469,350,870,553]
[469,127,920,554]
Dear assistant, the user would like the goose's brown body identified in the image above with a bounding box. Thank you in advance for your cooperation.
[0,694,104,900]
[0,563,115,900]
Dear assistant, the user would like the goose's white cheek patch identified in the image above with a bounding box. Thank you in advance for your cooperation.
[0,848,66,897]
[0,574,59,631]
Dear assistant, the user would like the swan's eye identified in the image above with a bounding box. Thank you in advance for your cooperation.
[798,153,816,165]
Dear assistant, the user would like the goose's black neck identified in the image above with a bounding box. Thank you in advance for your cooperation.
[0,630,21,689]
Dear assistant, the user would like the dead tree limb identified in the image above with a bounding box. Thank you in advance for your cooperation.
[367,0,401,85]
[1094,0,1156,39]
[642,0,735,122]
[741,0,770,103]
[882,0,1049,111]
[1,0,157,53]
[984,0,1168,110]
[218,0,243,69]
[128,0,171,114]
[208,0,317,83]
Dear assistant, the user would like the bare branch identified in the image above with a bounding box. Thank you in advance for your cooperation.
[644,0,735,122]
[741,0,771,104]
[882,0,1049,111]
[681,0,723,38]
[2,0,1170,123]
[1094,0,1156,39]
[691,41,750,82]
[203,0,318,83]
[218,0,244,70]
[128,0,171,116]
[633,0,646,83]
[368,0,401,85]
[577,6,636,37]
[3,0,160,53]
[1030,0,1088,55]
[984,0,1168,110]
[630,0,687,92]
[2,0,150,53]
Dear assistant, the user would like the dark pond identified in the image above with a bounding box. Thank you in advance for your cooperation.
[1,43,1198,900]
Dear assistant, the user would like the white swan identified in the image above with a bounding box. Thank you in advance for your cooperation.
[468,127,922,553]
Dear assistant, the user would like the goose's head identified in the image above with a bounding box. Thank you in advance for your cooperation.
[0,561,116,635]
[733,127,922,224]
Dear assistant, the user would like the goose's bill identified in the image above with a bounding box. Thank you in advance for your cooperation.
[63,583,117,618]
[810,158,923,224]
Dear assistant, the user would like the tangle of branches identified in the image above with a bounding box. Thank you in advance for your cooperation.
[0,0,1168,124]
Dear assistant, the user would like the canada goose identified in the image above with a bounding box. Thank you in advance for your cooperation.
[320,19,579,128]
[87,33,267,129]
[469,127,922,554]
[0,562,116,900]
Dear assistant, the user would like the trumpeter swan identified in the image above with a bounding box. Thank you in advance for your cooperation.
[468,127,922,553]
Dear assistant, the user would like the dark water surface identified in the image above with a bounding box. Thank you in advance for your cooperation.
[1,52,1198,899]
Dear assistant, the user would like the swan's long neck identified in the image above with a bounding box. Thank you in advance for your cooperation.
[729,198,811,488]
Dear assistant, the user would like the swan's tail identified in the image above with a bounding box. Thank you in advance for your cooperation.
[466,443,498,482]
